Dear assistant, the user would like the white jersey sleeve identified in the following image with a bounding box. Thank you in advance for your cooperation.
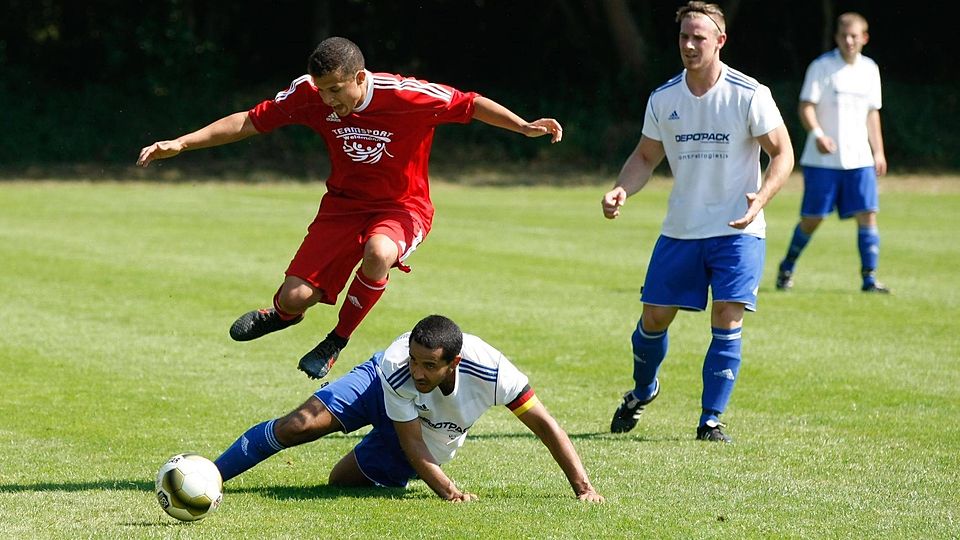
[749,85,785,138]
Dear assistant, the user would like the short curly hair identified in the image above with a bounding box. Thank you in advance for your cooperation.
[409,315,463,363]
[307,36,365,78]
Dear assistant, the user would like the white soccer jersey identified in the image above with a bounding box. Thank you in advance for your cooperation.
[798,49,882,170]
[642,63,784,239]
[377,333,529,464]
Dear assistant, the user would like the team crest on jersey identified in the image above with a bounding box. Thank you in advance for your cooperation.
[332,127,395,164]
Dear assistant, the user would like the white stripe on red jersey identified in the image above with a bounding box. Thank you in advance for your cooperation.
[275,74,313,102]
[372,75,453,102]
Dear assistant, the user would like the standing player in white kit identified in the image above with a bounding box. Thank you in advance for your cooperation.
[601,1,794,442]
[775,12,890,293]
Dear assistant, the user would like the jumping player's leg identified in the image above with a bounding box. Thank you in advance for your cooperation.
[275,276,325,315]
[228,276,320,342]
[298,236,395,379]
[334,234,397,339]
[229,208,364,343]
[299,215,426,379]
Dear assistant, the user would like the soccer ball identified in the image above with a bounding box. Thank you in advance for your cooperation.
[155,453,223,522]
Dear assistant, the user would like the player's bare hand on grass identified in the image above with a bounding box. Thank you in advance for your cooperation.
[577,489,605,503]
[602,187,627,219]
[137,140,185,167]
[447,491,479,503]
[522,118,563,143]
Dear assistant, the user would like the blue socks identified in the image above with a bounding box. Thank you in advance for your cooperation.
[630,318,668,401]
[214,419,286,482]
[700,327,742,426]
[858,226,880,286]
[779,224,812,273]
[782,223,882,286]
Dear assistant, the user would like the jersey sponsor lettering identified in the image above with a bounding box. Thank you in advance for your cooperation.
[419,417,469,438]
[675,132,731,143]
[678,151,729,161]
[332,127,396,164]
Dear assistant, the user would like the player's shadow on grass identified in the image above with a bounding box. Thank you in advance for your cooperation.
[0,480,153,493]
[466,431,688,443]
[0,479,425,508]
[230,484,423,500]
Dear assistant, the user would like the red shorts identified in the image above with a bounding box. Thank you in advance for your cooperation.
[286,207,429,305]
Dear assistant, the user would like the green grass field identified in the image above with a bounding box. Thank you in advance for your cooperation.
[1,176,958,539]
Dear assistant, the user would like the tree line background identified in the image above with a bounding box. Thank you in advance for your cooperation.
[1,0,957,177]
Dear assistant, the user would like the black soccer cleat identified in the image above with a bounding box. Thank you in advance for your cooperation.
[229,308,303,342]
[610,379,660,433]
[696,420,733,443]
[298,333,348,380]
[775,269,794,291]
[861,282,891,294]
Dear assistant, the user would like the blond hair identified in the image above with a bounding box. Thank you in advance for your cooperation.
[676,1,726,34]
[837,12,869,33]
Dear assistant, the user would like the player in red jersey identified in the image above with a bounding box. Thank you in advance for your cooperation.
[137,37,563,380]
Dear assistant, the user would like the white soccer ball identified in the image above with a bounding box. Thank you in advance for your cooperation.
[155,453,223,522]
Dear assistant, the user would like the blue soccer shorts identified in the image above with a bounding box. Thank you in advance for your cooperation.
[314,353,417,488]
[800,166,879,219]
[641,234,765,312]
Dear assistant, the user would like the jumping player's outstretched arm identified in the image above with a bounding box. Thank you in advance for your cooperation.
[393,419,478,503]
[471,96,563,143]
[137,111,260,167]
[515,401,604,503]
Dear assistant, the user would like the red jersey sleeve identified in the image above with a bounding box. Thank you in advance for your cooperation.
[248,74,320,133]
[367,73,477,126]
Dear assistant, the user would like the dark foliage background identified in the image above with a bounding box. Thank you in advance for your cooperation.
[1,0,956,175]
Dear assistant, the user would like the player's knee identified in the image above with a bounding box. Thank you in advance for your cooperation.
[711,302,744,326]
[855,211,877,227]
[363,235,399,266]
[640,309,674,332]
[799,217,822,234]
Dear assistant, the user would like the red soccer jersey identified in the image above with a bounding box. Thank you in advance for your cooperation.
[249,71,479,226]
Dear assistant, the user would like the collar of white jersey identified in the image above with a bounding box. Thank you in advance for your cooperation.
[354,69,374,113]
[833,48,863,65]
[682,62,728,98]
